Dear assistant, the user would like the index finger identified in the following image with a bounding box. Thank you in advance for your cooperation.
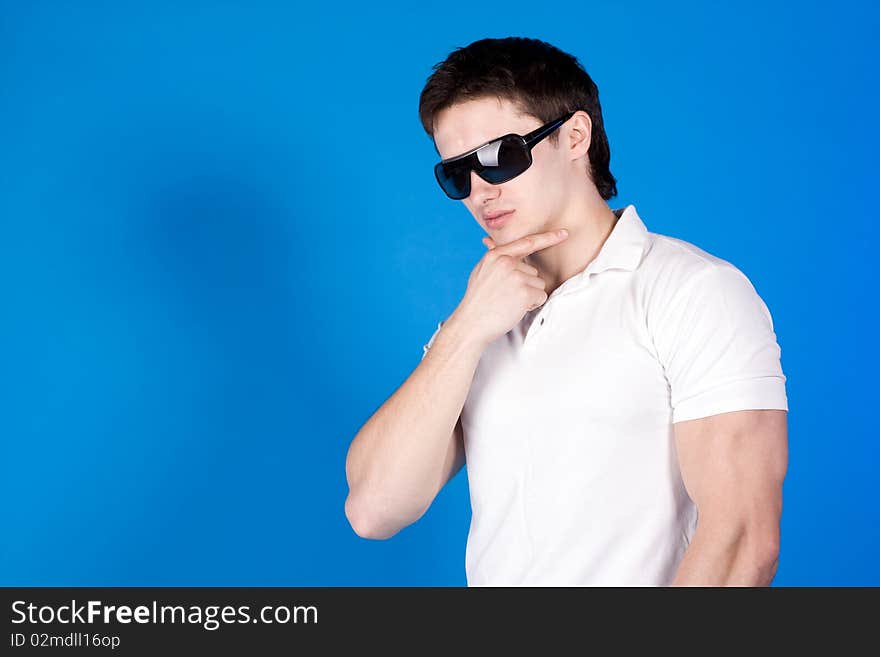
[491,229,569,260]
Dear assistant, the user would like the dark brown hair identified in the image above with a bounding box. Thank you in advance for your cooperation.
[418,36,618,200]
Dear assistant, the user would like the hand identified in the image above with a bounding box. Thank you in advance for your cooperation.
[449,229,569,348]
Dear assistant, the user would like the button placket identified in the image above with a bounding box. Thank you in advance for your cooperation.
[537,303,552,329]
[522,270,595,346]
[524,301,554,345]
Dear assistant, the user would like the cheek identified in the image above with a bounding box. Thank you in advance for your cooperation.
[537,166,568,205]
[507,164,543,197]
[511,167,555,208]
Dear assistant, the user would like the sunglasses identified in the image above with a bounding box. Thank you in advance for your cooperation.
[433,110,576,200]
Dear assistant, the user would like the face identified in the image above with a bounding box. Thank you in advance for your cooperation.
[433,96,573,245]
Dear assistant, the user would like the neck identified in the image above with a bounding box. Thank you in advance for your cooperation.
[524,187,619,297]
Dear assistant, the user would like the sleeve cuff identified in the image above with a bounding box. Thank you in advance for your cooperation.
[672,375,789,424]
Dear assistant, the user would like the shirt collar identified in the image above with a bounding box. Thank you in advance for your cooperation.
[548,204,649,299]
[584,204,649,276]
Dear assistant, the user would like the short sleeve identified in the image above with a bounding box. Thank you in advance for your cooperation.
[421,320,446,360]
[650,265,788,423]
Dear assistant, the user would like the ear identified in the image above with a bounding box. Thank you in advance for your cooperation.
[569,110,592,160]
[482,236,496,249]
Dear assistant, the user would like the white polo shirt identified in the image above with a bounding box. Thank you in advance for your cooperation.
[421,204,788,586]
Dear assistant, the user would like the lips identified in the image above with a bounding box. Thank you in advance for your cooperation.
[485,210,514,229]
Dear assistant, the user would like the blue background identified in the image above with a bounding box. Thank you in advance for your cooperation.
[2,1,877,586]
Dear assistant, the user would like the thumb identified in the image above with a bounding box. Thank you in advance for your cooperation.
[482,236,497,249]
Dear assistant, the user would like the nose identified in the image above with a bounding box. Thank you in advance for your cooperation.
[467,170,500,203]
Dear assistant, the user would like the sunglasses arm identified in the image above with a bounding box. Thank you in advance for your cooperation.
[523,111,576,147]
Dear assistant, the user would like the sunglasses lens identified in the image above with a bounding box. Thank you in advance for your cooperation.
[435,161,471,199]
[434,136,531,199]
[479,136,531,183]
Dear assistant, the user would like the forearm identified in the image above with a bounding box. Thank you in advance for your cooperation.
[670,522,779,587]
[345,312,484,537]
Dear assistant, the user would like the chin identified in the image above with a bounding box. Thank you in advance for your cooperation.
[507,224,539,241]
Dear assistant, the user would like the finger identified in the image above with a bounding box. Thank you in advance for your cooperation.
[482,236,496,249]
[492,229,569,260]
[522,273,546,290]
[515,261,539,277]
[526,291,549,311]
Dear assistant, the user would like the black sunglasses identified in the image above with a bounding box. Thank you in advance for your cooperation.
[433,110,577,200]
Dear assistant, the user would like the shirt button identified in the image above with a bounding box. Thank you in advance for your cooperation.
[540,318,545,325]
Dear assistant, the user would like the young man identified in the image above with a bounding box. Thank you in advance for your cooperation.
[344,37,789,586]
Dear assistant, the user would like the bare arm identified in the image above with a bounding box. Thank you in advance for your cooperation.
[670,409,788,586]
[343,228,569,539]
[344,313,482,539]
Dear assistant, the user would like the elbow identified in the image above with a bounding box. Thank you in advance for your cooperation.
[750,532,781,584]
[734,523,781,586]
[343,450,433,540]
[756,530,780,564]
[344,492,402,541]
[697,510,782,585]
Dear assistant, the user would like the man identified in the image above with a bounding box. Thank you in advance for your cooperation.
[344,37,788,586]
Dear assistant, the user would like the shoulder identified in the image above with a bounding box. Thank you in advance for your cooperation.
[632,233,787,422]
[635,231,776,340]
[638,231,760,308]
[641,231,741,282]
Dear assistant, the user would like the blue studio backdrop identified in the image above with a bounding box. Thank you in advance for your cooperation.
[2,1,877,586]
